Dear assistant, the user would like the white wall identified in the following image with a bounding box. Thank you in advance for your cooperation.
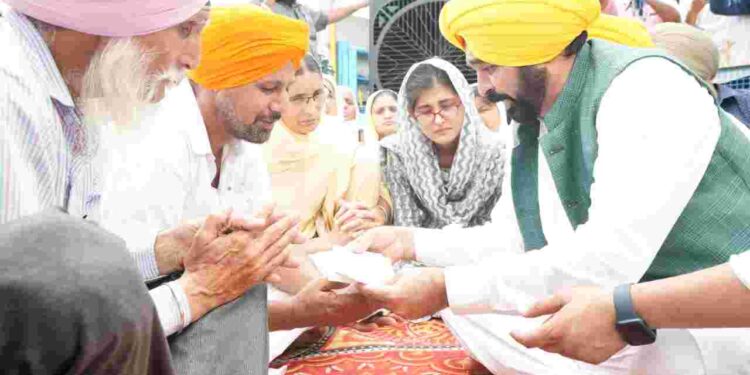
[335,15,369,49]
[299,0,370,53]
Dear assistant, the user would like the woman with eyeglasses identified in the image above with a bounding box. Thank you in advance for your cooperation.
[381,58,506,229]
[263,55,391,244]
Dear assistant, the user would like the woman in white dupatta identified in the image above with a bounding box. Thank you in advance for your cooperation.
[364,89,399,142]
[381,58,506,229]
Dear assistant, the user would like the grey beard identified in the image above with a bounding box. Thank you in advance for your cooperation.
[216,96,275,144]
[228,121,272,144]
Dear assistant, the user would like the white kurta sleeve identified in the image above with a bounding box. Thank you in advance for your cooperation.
[414,145,524,267]
[445,58,721,314]
[99,149,191,279]
[150,281,193,337]
[414,219,523,267]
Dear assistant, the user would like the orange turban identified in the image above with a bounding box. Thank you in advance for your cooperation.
[188,4,309,90]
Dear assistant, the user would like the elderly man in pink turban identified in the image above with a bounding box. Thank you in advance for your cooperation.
[0,1,301,374]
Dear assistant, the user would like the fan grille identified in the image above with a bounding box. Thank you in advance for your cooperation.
[371,0,476,92]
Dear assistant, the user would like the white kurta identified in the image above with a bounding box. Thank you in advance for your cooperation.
[415,58,750,374]
[99,81,304,373]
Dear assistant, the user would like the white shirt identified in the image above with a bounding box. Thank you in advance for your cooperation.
[0,8,101,224]
[416,57,739,314]
[417,57,750,374]
[99,81,273,336]
[681,0,750,73]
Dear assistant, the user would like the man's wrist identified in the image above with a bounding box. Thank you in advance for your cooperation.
[270,298,301,331]
[177,274,212,323]
[431,269,449,311]
[690,0,706,12]
[154,231,183,276]
[402,228,417,261]
[629,283,653,327]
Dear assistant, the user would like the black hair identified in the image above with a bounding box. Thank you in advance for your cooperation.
[296,54,322,76]
[404,64,456,112]
[563,31,588,57]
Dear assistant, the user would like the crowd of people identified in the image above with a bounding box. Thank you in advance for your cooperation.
[1,0,749,374]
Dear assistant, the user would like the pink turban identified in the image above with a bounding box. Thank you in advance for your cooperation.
[5,0,207,37]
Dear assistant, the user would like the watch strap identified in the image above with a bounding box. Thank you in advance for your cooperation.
[614,283,639,323]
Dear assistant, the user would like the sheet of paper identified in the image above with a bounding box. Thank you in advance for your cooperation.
[310,247,395,286]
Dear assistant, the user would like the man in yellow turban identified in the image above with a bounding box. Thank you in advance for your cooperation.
[350,0,750,373]
[100,5,384,374]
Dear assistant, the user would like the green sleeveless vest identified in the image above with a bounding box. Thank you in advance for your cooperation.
[512,40,750,282]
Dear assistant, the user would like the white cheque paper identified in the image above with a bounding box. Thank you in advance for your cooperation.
[310,247,395,286]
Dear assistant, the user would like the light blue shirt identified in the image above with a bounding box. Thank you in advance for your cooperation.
[0,7,100,223]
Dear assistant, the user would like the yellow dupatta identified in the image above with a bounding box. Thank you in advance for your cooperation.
[263,120,383,238]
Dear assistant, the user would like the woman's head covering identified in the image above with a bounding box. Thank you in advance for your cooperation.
[439,0,653,67]
[364,89,398,141]
[337,85,359,125]
[188,4,309,90]
[6,0,208,37]
[382,57,505,228]
[322,74,340,117]
[651,22,719,96]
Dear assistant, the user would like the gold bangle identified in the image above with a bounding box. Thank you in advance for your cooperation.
[375,204,391,225]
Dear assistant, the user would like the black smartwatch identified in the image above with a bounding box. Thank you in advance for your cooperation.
[613,283,657,346]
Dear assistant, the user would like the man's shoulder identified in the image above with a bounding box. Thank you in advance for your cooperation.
[0,39,44,101]
[0,47,62,144]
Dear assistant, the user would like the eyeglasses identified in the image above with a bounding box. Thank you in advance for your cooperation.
[289,92,324,107]
[414,100,461,124]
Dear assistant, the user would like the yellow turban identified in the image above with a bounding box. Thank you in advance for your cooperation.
[439,0,652,67]
[188,5,309,90]
[589,14,654,48]
[440,0,601,67]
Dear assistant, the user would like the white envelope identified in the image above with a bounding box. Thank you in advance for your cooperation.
[310,247,395,286]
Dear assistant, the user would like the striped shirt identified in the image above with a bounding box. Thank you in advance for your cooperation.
[0,7,101,224]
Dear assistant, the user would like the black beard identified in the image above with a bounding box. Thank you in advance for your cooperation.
[507,99,541,126]
[484,89,539,126]
[487,66,547,126]
[480,65,546,126]
[485,89,511,104]
[514,66,547,126]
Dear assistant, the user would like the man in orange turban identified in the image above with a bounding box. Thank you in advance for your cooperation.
[350,0,750,373]
[188,4,310,144]
[99,5,386,374]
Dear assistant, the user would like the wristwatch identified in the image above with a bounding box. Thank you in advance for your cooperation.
[613,283,657,346]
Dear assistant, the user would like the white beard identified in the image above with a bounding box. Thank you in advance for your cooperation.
[77,37,185,129]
